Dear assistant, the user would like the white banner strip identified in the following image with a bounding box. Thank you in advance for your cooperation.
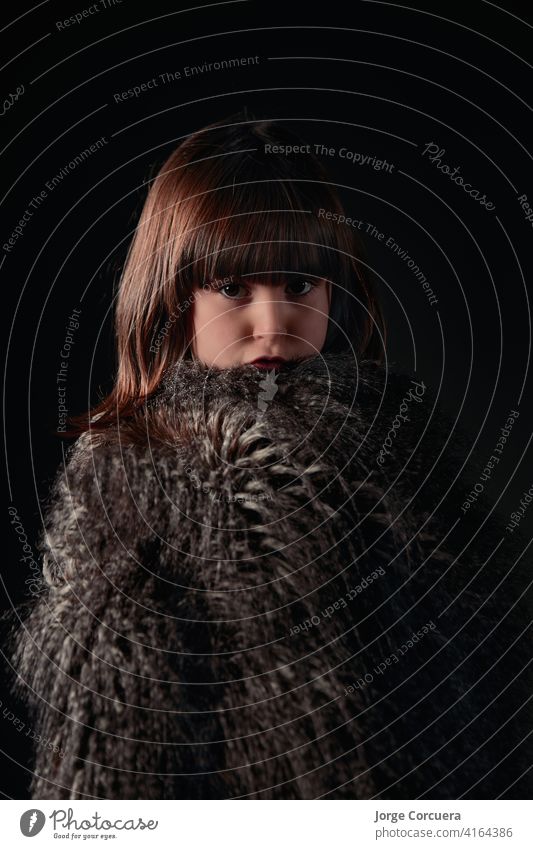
[3,799,532,847]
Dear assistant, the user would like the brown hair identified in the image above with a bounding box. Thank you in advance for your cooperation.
[65,110,386,438]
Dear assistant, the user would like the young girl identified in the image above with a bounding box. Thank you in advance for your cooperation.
[66,109,385,438]
[5,112,532,801]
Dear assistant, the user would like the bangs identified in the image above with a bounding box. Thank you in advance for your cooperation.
[173,170,356,295]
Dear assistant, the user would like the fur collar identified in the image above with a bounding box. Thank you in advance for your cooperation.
[6,350,533,800]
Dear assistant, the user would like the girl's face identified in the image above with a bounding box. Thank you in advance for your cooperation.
[189,276,332,369]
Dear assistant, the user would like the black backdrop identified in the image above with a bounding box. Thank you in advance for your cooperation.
[2,0,533,798]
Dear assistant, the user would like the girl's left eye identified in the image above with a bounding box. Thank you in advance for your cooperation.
[217,279,318,299]
[286,278,318,296]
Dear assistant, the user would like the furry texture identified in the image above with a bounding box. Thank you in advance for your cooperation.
[5,351,533,799]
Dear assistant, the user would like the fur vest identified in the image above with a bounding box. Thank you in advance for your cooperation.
[5,351,532,799]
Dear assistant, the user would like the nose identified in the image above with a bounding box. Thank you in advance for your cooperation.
[249,293,288,339]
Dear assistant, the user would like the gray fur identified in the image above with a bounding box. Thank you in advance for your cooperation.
[5,351,533,799]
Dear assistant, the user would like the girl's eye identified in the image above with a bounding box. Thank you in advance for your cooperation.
[216,278,318,299]
[218,282,247,299]
[286,278,318,296]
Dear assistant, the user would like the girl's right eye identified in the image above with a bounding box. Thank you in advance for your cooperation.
[217,282,248,299]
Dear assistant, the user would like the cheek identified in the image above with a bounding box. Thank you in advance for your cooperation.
[320,288,331,318]
[192,299,240,342]
[308,295,330,348]
[304,292,330,335]
[192,298,218,332]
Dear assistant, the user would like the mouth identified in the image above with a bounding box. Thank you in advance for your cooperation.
[249,356,287,371]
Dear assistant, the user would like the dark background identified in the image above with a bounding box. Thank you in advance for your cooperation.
[2,0,533,797]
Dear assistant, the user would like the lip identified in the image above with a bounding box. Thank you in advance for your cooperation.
[249,356,287,370]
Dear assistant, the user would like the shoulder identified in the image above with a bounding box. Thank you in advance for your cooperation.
[39,429,152,588]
